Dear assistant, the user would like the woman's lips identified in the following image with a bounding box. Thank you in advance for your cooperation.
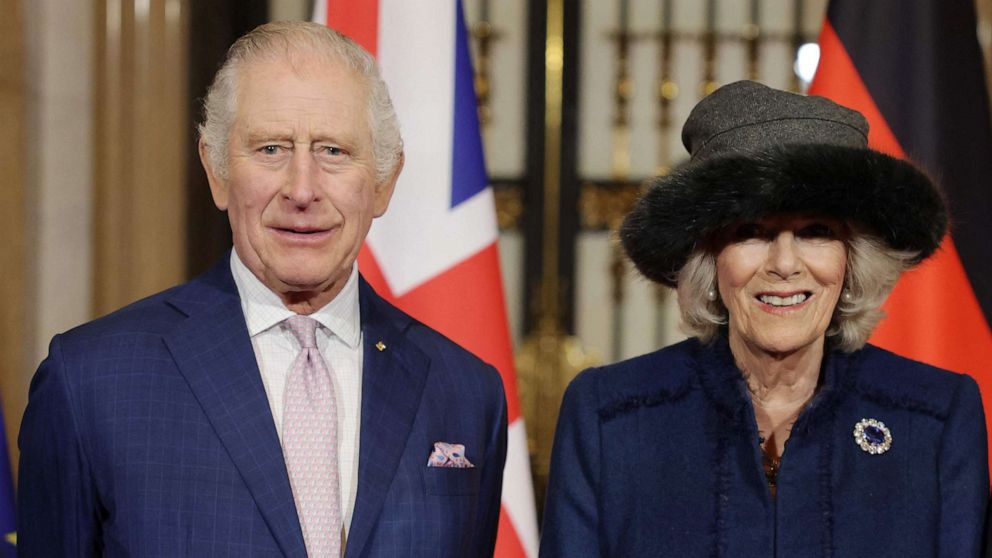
[754,290,814,312]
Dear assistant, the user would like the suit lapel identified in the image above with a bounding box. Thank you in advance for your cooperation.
[345,280,431,557]
[163,258,306,557]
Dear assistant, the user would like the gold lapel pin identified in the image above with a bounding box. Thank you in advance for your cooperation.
[375,341,387,352]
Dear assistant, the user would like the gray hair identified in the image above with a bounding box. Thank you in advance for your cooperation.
[676,233,918,352]
[198,21,403,183]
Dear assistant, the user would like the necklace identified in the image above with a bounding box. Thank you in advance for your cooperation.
[752,391,812,500]
[759,441,780,498]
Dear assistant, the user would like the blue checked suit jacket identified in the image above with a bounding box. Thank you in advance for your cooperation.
[18,256,507,557]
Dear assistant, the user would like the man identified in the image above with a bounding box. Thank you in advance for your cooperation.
[18,21,506,557]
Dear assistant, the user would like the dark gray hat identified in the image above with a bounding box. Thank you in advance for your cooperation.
[620,80,947,287]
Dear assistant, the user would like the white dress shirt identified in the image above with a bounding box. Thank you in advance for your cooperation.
[230,251,363,539]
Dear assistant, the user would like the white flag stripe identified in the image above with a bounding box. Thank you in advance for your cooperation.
[370,1,498,296]
[311,0,327,33]
[504,419,540,556]
[367,189,498,296]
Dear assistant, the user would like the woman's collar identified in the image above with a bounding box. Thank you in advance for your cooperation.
[693,335,857,430]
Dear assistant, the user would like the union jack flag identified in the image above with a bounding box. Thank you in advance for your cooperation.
[314,1,539,555]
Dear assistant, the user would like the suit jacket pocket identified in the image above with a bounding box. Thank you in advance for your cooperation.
[423,466,482,496]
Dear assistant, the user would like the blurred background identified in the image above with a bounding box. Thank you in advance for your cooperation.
[3,0,991,517]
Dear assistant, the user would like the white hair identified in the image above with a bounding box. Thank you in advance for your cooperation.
[198,21,402,183]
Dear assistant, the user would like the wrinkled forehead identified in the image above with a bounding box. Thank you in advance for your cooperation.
[235,48,368,94]
[229,54,371,131]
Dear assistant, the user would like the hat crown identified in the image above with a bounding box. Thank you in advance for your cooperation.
[682,80,870,161]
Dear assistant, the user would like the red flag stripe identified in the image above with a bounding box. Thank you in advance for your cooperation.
[359,244,522,423]
[495,507,527,556]
[323,0,379,56]
[874,242,992,379]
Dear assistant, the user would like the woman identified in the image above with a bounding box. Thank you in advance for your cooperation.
[540,81,988,557]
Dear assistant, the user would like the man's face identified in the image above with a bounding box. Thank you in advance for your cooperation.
[201,55,399,309]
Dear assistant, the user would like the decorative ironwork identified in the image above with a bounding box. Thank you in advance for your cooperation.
[700,0,720,97]
[470,0,501,125]
[656,0,677,177]
[609,0,634,179]
[578,180,642,232]
[493,182,523,231]
[746,0,761,81]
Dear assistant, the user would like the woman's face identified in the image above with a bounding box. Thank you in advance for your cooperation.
[716,214,848,356]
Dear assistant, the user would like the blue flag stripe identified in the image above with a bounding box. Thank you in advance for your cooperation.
[450,0,489,208]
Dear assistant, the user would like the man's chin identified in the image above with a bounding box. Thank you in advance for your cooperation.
[277,278,331,294]
[271,272,347,298]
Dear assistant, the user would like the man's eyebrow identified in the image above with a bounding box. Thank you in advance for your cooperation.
[310,130,359,144]
[242,129,294,142]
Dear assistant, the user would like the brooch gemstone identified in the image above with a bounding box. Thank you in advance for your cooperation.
[853,418,892,455]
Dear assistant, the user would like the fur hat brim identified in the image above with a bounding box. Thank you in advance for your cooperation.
[620,144,947,287]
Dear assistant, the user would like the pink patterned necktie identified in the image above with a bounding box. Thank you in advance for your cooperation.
[283,315,342,557]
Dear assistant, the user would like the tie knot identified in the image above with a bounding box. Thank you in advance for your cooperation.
[285,315,319,349]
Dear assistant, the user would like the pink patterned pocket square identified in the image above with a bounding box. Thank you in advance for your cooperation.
[427,442,474,468]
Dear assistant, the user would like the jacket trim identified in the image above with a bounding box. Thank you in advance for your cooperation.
[597,383,692,422]
[818,411,836,557]
[712,425,731,558]
[852,385,949,420]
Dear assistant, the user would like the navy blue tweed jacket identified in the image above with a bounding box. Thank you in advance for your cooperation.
[540,337,988,557]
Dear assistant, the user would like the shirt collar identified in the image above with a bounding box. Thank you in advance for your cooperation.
[229,251,362,349]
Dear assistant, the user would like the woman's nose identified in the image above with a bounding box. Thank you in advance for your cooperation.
[766,232,802,279]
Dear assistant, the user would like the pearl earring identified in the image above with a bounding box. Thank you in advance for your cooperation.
[842,289,853,303]
[706,288,718,302]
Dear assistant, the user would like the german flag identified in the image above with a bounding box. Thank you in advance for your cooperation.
[810,1,992,452]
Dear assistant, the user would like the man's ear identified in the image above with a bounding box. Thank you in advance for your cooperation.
[199,138,229,211]
[372,152,404,217]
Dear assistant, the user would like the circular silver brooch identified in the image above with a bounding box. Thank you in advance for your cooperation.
[853,418,893,455]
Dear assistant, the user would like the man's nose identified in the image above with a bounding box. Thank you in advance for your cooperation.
[282,148,319,207]
[767,232,802,279]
